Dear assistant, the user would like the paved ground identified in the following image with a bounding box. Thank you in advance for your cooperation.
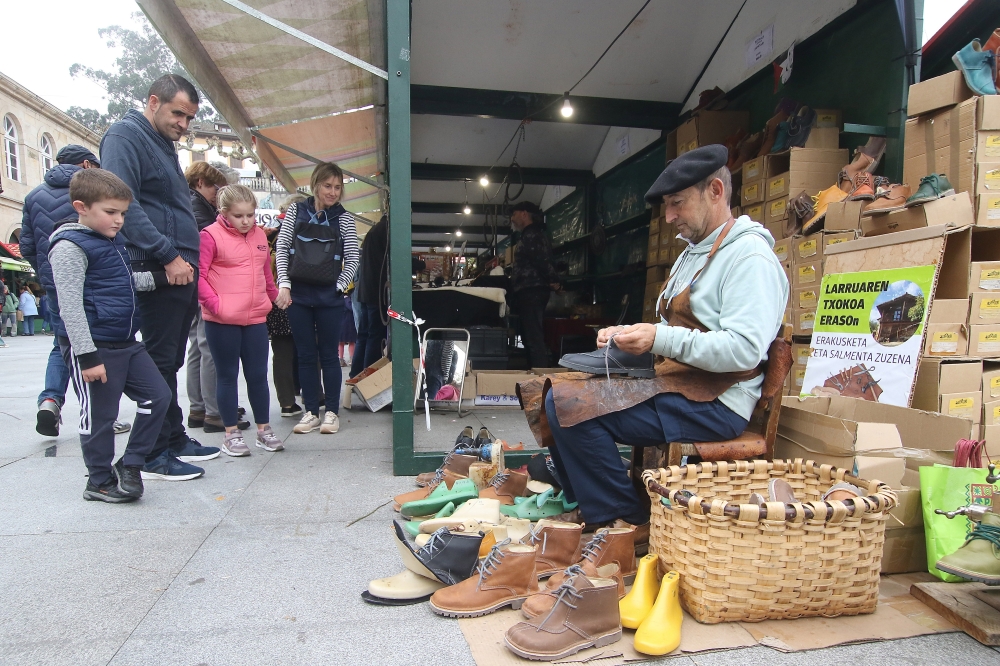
[2,334,999,665]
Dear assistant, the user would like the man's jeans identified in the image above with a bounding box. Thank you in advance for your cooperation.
[38,336,71,408]
[350,303,387,378]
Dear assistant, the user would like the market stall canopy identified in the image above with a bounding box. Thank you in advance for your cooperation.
[0,258,34,275]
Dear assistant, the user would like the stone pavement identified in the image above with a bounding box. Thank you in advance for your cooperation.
[2,334,999,665]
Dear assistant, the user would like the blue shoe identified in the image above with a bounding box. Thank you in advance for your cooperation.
[174,436,221,462]
[141,451,205,481]
[953,39,997,95]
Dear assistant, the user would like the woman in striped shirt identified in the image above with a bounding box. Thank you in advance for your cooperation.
[274,163,359,434]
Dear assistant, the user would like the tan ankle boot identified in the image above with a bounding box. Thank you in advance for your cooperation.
[542,526,637,592]
[415,453,477,487]
[505,575,622,661]
[479,469,528,505]
[429,543,539,617]
[521,562,624,619]
[524,520,583,578]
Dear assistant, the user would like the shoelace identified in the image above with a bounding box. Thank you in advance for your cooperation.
[604,333,622,381]
[419,527,450,556]
[579,532,607,564]
[477,539,511,586]
[967,522,1000,550]
[487,470,510,490]
[545,457,561,486]
[525,525,550,553]
[537,579,585,630]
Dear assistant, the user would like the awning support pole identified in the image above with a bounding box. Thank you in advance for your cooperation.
[387,0,416,475]
[217,0,389,80]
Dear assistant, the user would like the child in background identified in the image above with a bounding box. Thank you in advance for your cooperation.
[199,184,284,456]
[48,169,172,502]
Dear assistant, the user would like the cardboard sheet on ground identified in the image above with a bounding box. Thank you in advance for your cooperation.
[457,573,955,665]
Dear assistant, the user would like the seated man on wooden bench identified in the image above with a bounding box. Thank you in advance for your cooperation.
[518,145,789,543]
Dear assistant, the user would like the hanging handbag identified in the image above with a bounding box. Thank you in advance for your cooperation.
[288,208,343,287]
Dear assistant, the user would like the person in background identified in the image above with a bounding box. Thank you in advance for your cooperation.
[198,184,284,456]
[183,162,250,434]
[1,283,16,338]
[340,291,357,366]
[101,74,221,480]
[19,286,38,336]
[350,214,388,378]
[275,162,360,434]
[266,195,305,417]
[508,201,560,368]
[20,144,100,435]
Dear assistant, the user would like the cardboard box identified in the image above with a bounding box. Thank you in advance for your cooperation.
[823,231,857,247]
[976,193,1000,226]
[648,216,660,236]
[763,220,784,241]
[793,236,823,261]
[349,357,393,412]
[730,206,741,219]
[814,109,842,128]
[676,110,749,155]
[782,261,792,286]
[803,127,840,150]
[979,94,1000,130]
[824,199,864,232]
[976,163,1000,194]
[970,324,1000,357]
[928,298,970,323]
[939,391,981,423]
[646,236,658,266]
[911,358,983,412]
[881,487,927,574]
[766,171,790,200]
[792,343,812,368]
[984,363,1000,400]
[904,97,976,196]
[792,307,815,335]
[765,197,788,224]
[765,148,849,196]
[781,395,972,473]
[791,260,823,287]
[772,237,791,263]
[646,265,666,285]
[742,156,765,183]
[978,423,1000,456]
[924,323,968,357]
[474,370,533,406]
[907,71,973,117]
[793,285,818,310]
[970,292,1000,323]
[860,191,974,237]
[970,261,1000,292]
[741,181,765,205]
[743,202,764,223]
[983,398,1000,425]
[791,366,806,395]
[775,401,905,486]
[658,247,671,264]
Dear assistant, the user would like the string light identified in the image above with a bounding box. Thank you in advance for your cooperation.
[561,94,573,118]
[456,229,463,236]
[479,176,489,187]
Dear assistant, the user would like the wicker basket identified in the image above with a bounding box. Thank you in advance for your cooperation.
[642,459,897,624]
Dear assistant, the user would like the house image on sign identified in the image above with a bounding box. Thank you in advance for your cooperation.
[872,292,921,345]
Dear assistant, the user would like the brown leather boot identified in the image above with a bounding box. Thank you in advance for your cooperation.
[613,519,650,556]
[415,452,477,488]
[524,520,583,578]
[479,469,528,505]
[862,183,912,216]
[505,574,623,661]
[849,172,875,201]
[541,526,637,592]
[429,543,540,617]
[522,563,624,619]
[393,470,465,511]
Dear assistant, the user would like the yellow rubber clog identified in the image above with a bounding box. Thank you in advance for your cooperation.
[633,570,681,656]
[618,553,659,629]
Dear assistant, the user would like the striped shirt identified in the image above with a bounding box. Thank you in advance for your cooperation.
[275,202,360,293]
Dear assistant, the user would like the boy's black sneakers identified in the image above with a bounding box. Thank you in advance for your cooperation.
[113,458,144,498]
[83,478,138,503]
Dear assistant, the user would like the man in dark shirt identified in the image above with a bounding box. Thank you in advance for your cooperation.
[508,201,560,368]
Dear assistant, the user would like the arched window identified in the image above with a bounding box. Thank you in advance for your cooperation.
[39,134,54,174]
[3,115,20,182]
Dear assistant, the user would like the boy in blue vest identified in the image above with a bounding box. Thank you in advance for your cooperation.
[49,169,176,503]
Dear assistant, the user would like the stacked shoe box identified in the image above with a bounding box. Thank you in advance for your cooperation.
[782,232,857,339]
[787,342,812,397]
[912,358,983,439]
[675,109,748,156]
[764,148,847,231]
[643,264,665,323]
[968,250,1000,358]
[741,156,765,224]
[980,363,1000,454]
[974,96,1000,226]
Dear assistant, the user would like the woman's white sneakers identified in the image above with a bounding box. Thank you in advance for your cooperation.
[293,410,340,434]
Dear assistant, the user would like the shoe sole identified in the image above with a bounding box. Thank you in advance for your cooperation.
[83,490,137,503]
[187,419,205,428]
[320,426,340,434]
[36,409,59,437]
[862,204,906,216]
[281,411,303,418]
[176,451,222,462]
[140,470,204,481]
[906,188,956,208]
[935,562,1000,585]
[503,629,622,661]
[221,445,251,457]
[255,441,284,452]
[557,359,655,378]
[848,193,874,202]
[429,595,527,618]
[293,424,320,434]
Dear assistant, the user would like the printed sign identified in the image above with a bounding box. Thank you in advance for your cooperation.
[800,265,937,407]
[256,209,282,228]
[745,24,775,69]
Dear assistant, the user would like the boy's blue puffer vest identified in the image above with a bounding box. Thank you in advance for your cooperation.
[289,197,345,309]
[50,227,139,342]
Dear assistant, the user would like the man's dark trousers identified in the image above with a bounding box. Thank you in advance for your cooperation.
[543,390,747,526]
[350,302,387,378]
[134,272,200,462]
[60,340,170,486]
[513,286,551,368]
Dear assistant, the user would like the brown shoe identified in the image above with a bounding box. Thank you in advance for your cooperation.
[758,111,790,157]
[849,172,875,201]
[393,470,465,511]
[542,526,638,593]
[479,469,528,505]
[862,183,912,216]
[785,190,814,237]
[613,519,650,556]
[522,563,624,619]
[415,453,477,487]
[505,574,623,661]
[524,520,583,578]
[429,542,540,617]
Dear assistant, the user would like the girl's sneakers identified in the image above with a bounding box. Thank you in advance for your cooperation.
[222,431,250,457]
[293,411,321,434]
[320,411,340,434]
[256,426,285,452]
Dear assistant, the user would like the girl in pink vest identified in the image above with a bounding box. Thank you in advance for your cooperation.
[199,184,284,456]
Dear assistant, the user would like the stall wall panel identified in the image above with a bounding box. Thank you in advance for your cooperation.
[546,189,587,247]
[596,144,666,228]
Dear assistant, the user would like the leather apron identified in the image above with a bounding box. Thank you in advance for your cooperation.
[517,218,766,449]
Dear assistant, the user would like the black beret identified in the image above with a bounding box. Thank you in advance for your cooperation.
[644,144,728,203]
[56,144,100,167]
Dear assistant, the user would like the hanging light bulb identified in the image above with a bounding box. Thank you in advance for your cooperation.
[456,229,463,236]
[463,205,471,215]
[560,93,574,118]
[479,175,489,187]
[445,245,452,252]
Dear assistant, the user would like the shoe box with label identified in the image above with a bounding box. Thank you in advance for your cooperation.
[676,109,748,156]
[786,342,812,397]
[912,358,982,436]
[980,363,1000,454]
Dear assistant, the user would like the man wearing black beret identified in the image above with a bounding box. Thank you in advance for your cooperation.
[522,145,789,545]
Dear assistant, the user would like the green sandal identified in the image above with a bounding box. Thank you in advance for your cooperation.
[400,480,478,519]
[403,501,456,536]
[499,488,577,521]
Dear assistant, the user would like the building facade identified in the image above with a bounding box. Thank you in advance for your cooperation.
[0,72,101,245]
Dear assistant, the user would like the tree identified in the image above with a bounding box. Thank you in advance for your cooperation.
[68,12,216,133]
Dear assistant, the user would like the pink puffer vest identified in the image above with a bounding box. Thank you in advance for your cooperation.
[202,218,272,326]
